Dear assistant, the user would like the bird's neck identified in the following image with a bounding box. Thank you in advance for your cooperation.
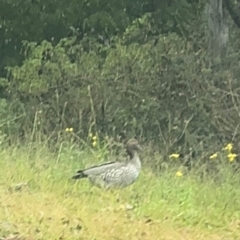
[128,150,141,170]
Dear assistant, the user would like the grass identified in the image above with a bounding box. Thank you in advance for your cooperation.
[0,142,240,240]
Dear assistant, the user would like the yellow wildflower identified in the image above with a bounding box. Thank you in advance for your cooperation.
[65,127,73,132]
[227,153,237,162]
[176,171,183,177]
[89,133,93,138]
[92,135,97,141]
[169,154,180,159]
[209,153,218,159]
[223,143,233,152]
[92,141,97,147]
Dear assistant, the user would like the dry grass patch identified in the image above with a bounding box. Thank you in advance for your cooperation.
[0,190,236,240]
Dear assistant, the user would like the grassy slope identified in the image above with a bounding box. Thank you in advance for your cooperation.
[0,145,240,239]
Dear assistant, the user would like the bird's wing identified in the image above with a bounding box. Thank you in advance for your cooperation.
[79,161,126,176]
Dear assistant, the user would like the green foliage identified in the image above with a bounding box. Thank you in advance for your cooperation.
[1,0,240,160]
[2,30,240,159]
[0,0,204,75]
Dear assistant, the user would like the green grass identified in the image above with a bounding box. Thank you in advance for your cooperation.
[0,143,240,239]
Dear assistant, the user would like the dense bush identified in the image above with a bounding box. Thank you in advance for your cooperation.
[1,30,240,159]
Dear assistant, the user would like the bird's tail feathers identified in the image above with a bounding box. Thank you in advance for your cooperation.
[72,170,88,180]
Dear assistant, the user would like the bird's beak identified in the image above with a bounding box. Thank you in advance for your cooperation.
[137,144,142,151]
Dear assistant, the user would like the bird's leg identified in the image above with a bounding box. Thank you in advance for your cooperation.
[108,188,121,203]
[115,190,121,202]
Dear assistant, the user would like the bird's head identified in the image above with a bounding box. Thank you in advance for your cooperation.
[126,138,142,152]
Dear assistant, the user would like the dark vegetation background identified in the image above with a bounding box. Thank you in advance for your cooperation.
[1,0,240,160]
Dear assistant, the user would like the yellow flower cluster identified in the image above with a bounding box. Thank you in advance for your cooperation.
[169,142,238,177]
[89,133,97,147]
[169,154,180,159]
[175,171,183,177]
[223,143,237,162]
[227,153,237,162]
[169,153,183,177]
[209,153,218,159]
[65,127,73,132]
[209,143,237,162]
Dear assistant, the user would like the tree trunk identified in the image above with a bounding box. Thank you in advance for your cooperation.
[206,0,229,58]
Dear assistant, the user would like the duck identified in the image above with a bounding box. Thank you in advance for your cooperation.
[72,138,142,189]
